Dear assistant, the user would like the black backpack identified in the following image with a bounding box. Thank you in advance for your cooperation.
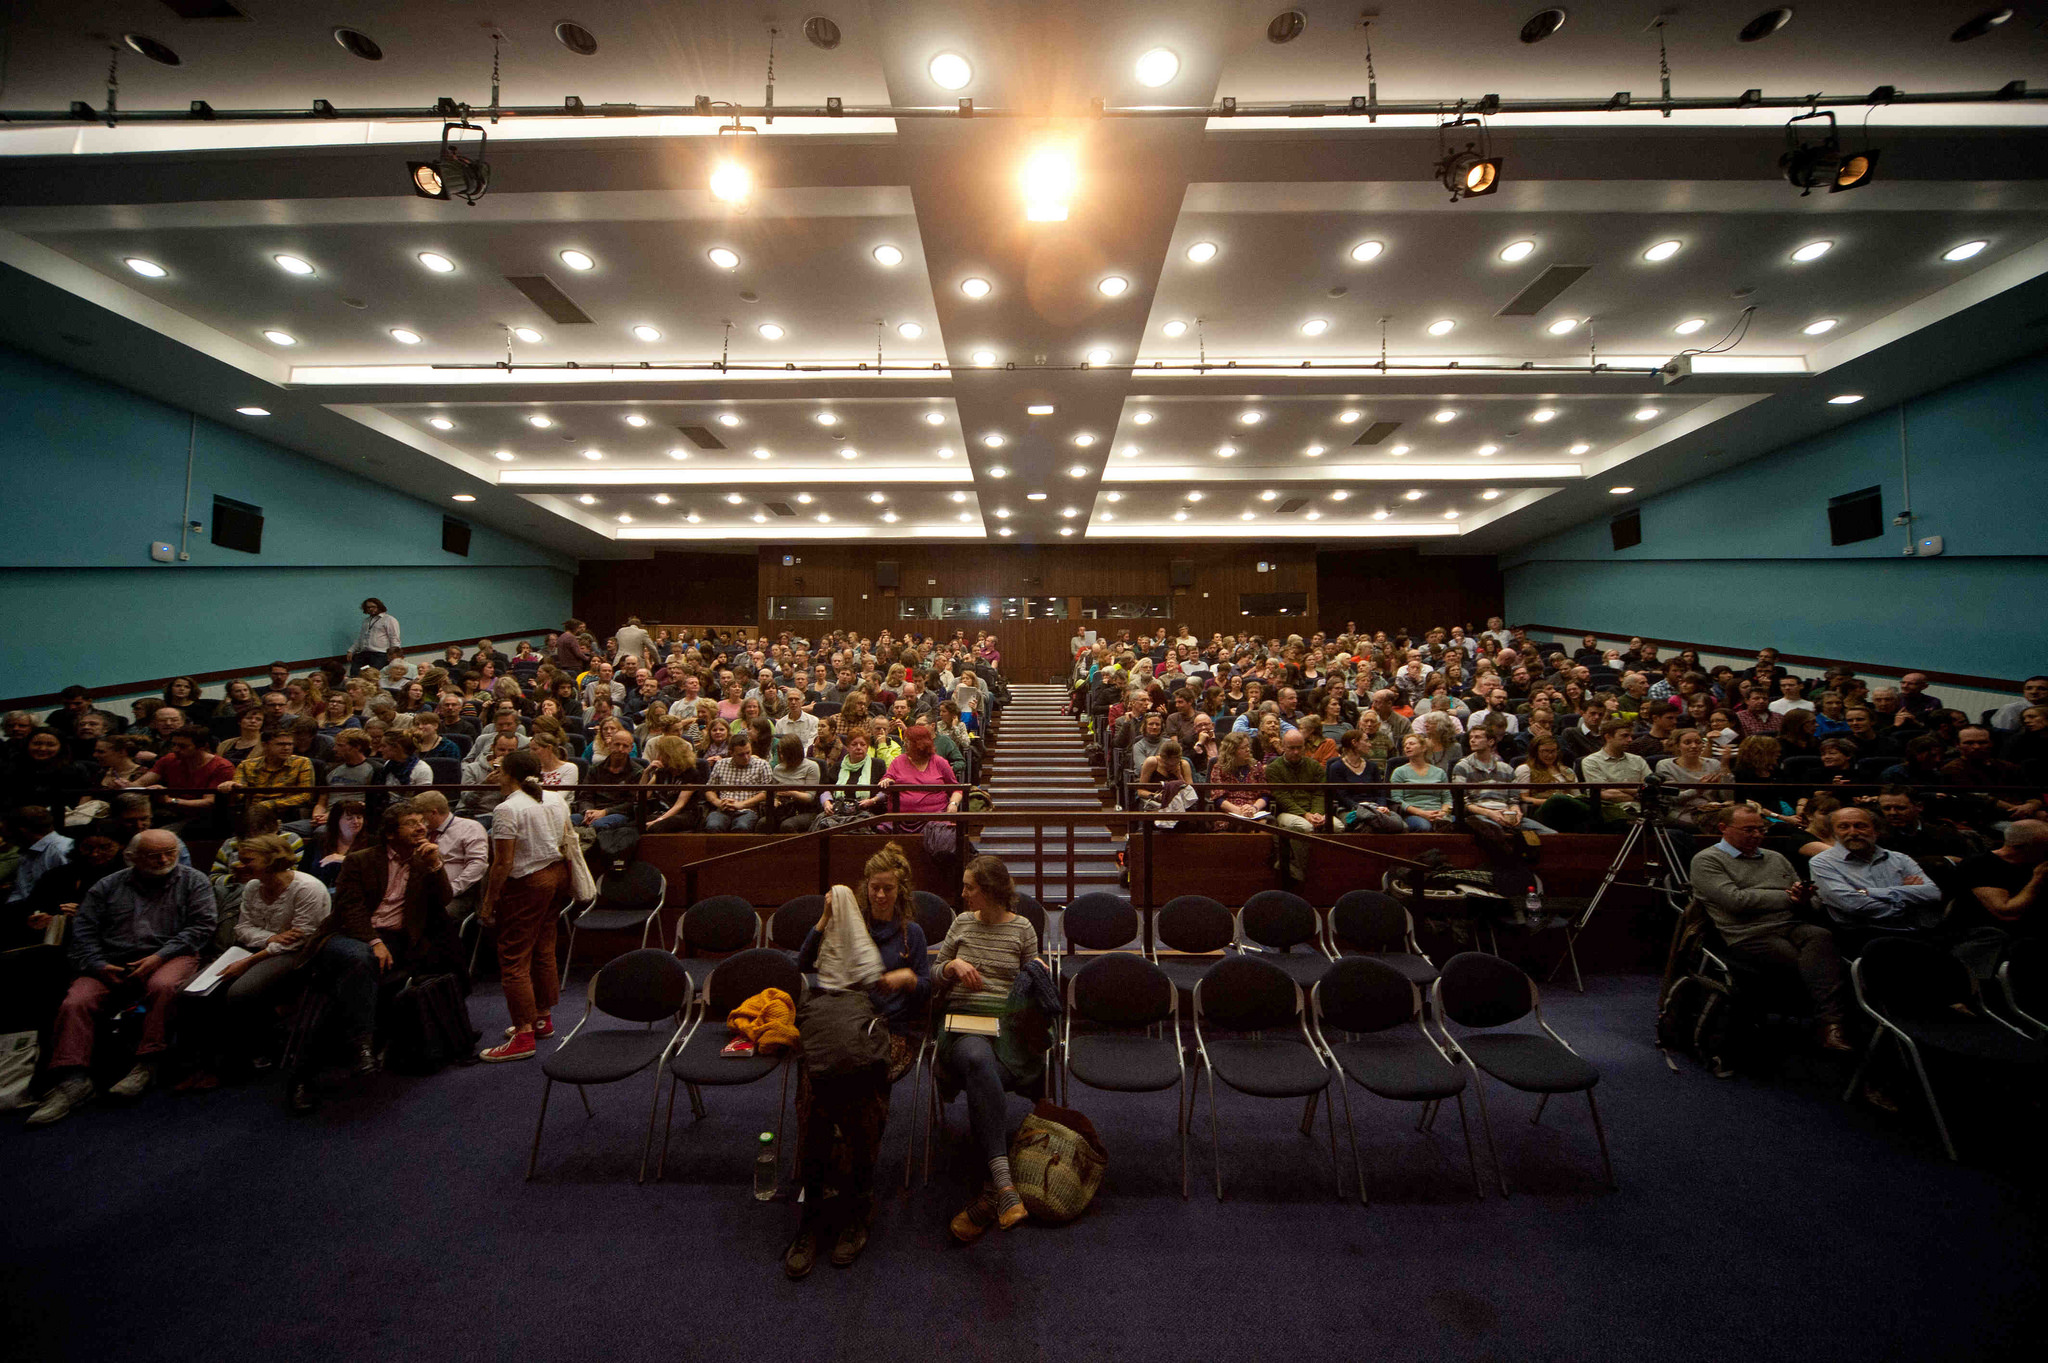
[385,973,481,1074]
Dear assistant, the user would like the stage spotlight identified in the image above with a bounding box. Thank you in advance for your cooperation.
[1433,118,1502,202]
[407,120,490,205]
[1779,111,1877,197]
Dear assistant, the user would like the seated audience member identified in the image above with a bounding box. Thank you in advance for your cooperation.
[18,829,124,948]
[46,686,128,738]
[1689,807,1853,1051]
[880,724,961,829]
[464,703,529,765]
[137,726,236,838]
[1264,728,1327,881]
[1654,728,1729,829]
[179,833,328,1089]
[1325,728,1403,832]
[86,730,147,789]
[638,735,705,834]
[27,829,218,1125]
[310,800,366,887]
[1454,727,1552,834]
[222,728,314,821]
[461,731,522,818]
[1990,676,2048,732]
[8,728,90,814]
[6,806,73,907]
[527,731,579,794]
[209,803,306,897]
[1808,806,1944,935]
[1942,727,2042,825]
[819,730,888,826]
[96,792,193,866]
[704,732,775,832]
[1579,720,1652,826]
[1390,733,1453,832]
[409,712,461,764]
[578,722,643,827]
[1768,675,1815,716]
[1947,820,2048,977]
[771,734,822,833]
[307,729,376,830]
[293,800,463,1110]
[410,790,489,923]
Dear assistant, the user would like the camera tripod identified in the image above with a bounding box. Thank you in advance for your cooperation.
[1545,808,1694,993]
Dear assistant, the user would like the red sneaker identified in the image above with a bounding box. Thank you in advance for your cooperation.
[479,1032,537,1063]
[504,1015,555,1041]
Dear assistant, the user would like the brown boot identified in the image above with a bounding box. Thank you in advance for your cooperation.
[949,1189,998,1244]
[1816,1022,1854,1053]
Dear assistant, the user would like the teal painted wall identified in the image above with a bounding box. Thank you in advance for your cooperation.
[0,344,575,698]
[1501,349,2048,681]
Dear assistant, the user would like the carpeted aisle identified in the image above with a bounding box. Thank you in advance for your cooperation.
[3,974,2039,1363]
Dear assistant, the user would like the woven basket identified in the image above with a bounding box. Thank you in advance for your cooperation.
[1009,1100,1108,1223]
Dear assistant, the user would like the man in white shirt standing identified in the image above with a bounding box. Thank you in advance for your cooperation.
[348,597,400,676]
[614,616,655,669]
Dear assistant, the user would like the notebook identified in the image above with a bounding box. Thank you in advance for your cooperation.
[184,947,253,995]
[943,1013,1001,1037]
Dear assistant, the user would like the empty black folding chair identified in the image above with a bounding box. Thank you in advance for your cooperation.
[1011,893,1049,952]
[559,859,667,989]
[673,894,762,994]
[1329,889,1439,992]
[1240,889,1332,986]
[1060,892,1142,982]
[1153,894,1235,997]
[1190,955,1340,1201]
[1311,957,1481,1203]
[528,949,692,1183]
[911,891,956,956]
[1063,954,1189,1198]
[1843,936,2045,1161]
[657,948,805,1180]
[768,894,826,958]
[1433,952,1612,1195]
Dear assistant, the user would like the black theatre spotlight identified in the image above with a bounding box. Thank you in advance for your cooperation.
[1433,117,1503,202]
[408,119,491,205]
[1779,111,1877,196]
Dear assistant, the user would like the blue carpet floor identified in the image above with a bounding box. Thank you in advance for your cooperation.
[3,973,2040,1363]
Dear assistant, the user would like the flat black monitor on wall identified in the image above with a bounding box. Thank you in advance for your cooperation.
[211,495,263,554]
[1610,508,1642,552]
[1827,486,1883,546]
[442,516,472,556]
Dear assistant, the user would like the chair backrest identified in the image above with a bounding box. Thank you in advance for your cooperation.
[597,858,665,911]
[1857,935,1973,1018]
[1069,953,1175,1029]
[1196,954,1300,1031]
[1064,892,1140,953]
[1331,890,1411,954]
[1316,957,1419,1035]
[1156,895,1234,955]
[1780,755,1826,783]
[1437,951,1535,1029]
[590,948,694,1023]
[1853,756,1896,783]
[769,894,825,952]
[680,894,760,954]
[1241,890,1319,954]
[911,891,955,952]
[427,756,462,786]
[1011,893,1048,947]
[705,947,804,1020]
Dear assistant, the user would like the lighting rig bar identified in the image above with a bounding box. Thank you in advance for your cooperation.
[6,83,2037,127]
[425,359,1670,376]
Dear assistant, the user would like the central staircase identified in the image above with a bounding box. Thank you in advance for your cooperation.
[976,684,1121,906]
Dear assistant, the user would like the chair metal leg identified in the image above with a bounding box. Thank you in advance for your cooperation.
[1178,1071,1190,1201]
[1204,1066,1225,1201]
[1466,1071,1511,1197]
[559,924,577,993]
[1842,1031,1886,1103]
[773,1061,792,1185]
[638,1066,665,1184]
[1531,1092,1549,1125]
[1334,1079,1366,1206]
[1418,1098,1439,1133]
[1452,1093,1484,1200]
[1897,1037,1959,1161]
[577,1084,595,1117]
[687,1081,707,1121]
[1324,1082,1342,1201]
[1298,1090,1320,1136]
[656,1075,678,1180]
[1564,936,1584,994]
[1585,1089,1617,1188]
[526,1078,553,1181]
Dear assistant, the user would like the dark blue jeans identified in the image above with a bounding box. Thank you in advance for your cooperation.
[309,935,379,1044]
[943,1034,1016,1164]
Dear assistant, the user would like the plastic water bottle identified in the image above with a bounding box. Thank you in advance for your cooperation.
[752,1131,777,1201]
[1525,887,1543,925]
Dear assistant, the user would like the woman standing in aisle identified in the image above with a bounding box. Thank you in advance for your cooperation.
[476,750,571,1062]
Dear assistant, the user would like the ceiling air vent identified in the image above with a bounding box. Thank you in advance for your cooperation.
[160,0,249,18]
[503,275,593,324]
[1277,497,1310,514]
[765,502,797,518]
[676,425,727,450]
[1498,265,1590,317]
[1353,420,1402,446]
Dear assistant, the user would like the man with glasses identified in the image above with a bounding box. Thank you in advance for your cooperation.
[28,830,217,1125]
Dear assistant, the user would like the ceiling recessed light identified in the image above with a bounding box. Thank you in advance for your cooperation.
[929,51,972,90]
[707,247,740,270]
[1546,318,1580,335]
[1477,444,1499,455]
[1828,394,1865,404]
[1185,240,1218,264]
[582,448,603,460]
[1608,486,1634,495]
[1135,47,1179,87]
[390,328,423,345]
[1240,511,1257,521]
[758,323,785,341]
[1132,412,1155,425]
[512,326,544,344]
[815,412,838,426]
[235,406,270,416]
[527,414,553,428]
[669,448,689,460]
[652,493,673,505]
[1642,240,1683,262]
[987,465,1008,478]
[559,249,595,271]
[1097,276,1129,298]
[923,411,946,426]
[273,255,315,276]
[1569,442,1591,454]
[1119,445,1140,458]
[1499,240,1536,263]
[1389,444,1410,456]
[897,322,922,340]
[994,508,1011,519]
[579,495,597,506]
[1442,509,1460,520]
[936,446,956,459]
[839,448,860,460]
[983,433,1005,448]
[1372,509,1390,520]
[1059,526,1075,536]
[1403,490,1424,501]
[1433,409,1458,423]
[1305,444,1325,457]
[1162,320,1188,338]
[883,512,899,523]
[262,329,297,346]
[1216,444,1237,458]
[1482,489,1501,500]
[815,514,830,524]
[1427,319,1456,336]
[1942,239,1989,262]
[1068,464,1090,478]
[1633,407,1660,421]
[124,258,168,278]
[751,513,766,524]
[726,493,745,505]
[1086,348,1113,366]
[1258,489,1278,502]
[417,252,455,273]
[715,412,741,428]
[494,450,514,462]
[1186,491,1204,502]
[1027,404,1055,416]
[868,491,886,504]
[873,244,904,267]
[1239,410,1264,425]
[796,493,813,505]
[972,349,997,367]
[960,276,991,298]
[1172,511,1188,522]
[1791,240,1834,262]
[427,416,454,431]
[1803,318,1839,335]
[998,527,1013,536]
[1530,408,1557,422]
[1350,240,1384,263]
[950,491,969,503]
[1337,409,1362,424]
[1300,318,1329,336]
[451,494,475,503]
[1674,318,1708,335]
[1026,492,1048,502]
[1073,434,1096,448]
[624,414,649,428]
[1304,510,1320,521]
[632,325,662,342]
[751,447,771,460]
[687,511,701,523]
[1106,491,1123,502]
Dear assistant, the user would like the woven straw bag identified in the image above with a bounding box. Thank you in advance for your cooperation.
[1009,1100,1108,1223]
